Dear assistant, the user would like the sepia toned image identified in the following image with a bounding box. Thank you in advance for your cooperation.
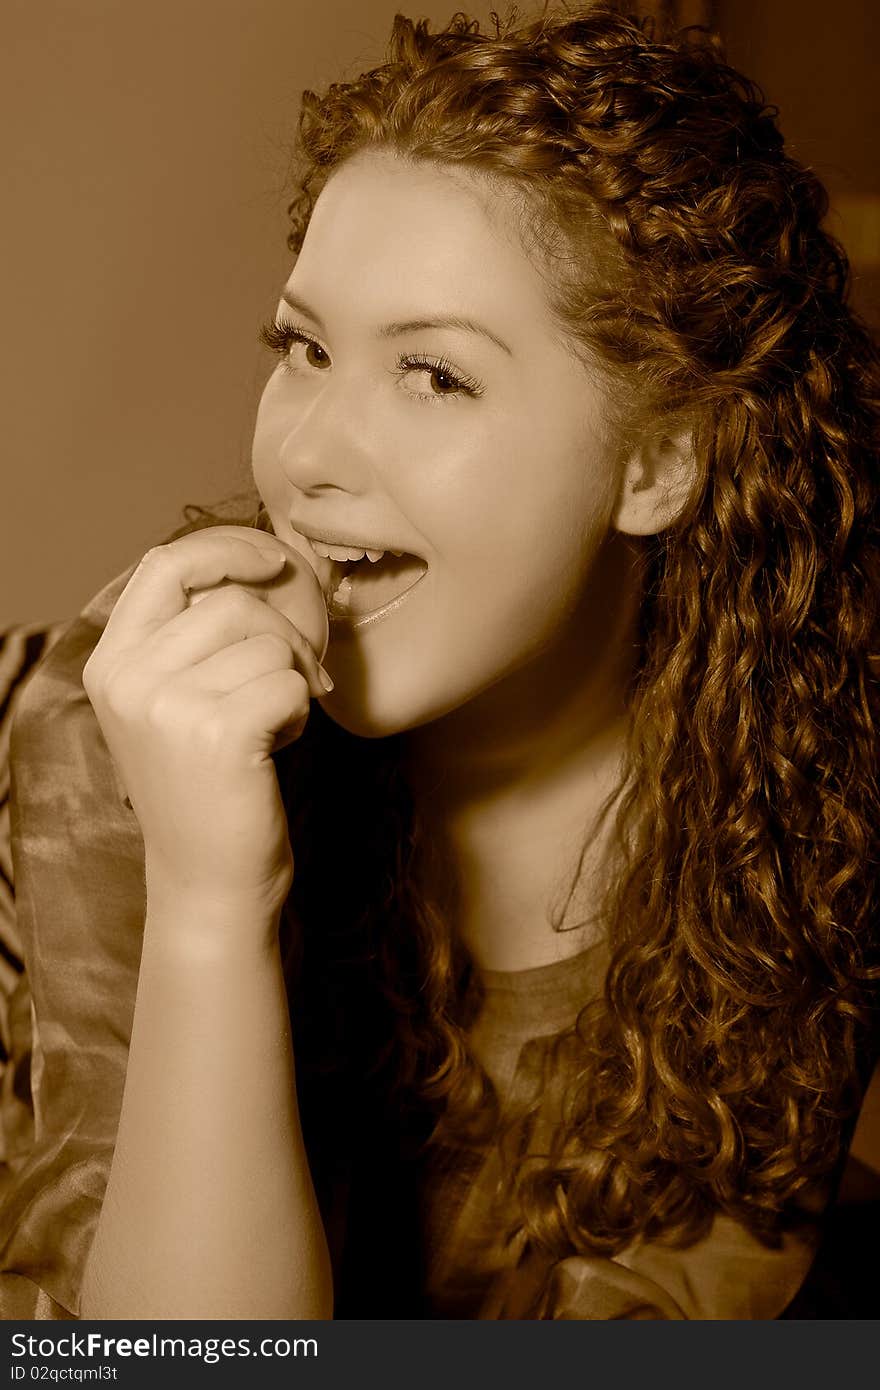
[1,0,879,1329]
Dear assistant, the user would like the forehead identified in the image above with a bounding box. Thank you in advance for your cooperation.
[287,150,562,337]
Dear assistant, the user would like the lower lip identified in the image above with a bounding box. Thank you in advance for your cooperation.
[328,566,427,630]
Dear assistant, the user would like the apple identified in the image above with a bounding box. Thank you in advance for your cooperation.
[186,525,329,663]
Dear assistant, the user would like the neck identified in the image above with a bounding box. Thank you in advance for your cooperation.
[402,535,641,970]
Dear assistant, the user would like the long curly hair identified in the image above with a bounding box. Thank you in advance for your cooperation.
[256,3,880,1260]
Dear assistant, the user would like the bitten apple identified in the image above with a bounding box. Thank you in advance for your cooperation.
[186,526,329,663]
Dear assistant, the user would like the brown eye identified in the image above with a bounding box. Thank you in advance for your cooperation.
[306,341,330,369]
[396,353,483,402]
[430,368,458,394]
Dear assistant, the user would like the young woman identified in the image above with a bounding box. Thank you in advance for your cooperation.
[1,5,878,1320]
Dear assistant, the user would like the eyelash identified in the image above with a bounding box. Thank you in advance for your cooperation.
[258,318,485,401]
[258,319,316,360]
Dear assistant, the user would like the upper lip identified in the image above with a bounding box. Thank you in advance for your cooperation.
[289,518,418,556]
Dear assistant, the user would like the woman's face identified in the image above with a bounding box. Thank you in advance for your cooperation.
[252,150,625,738]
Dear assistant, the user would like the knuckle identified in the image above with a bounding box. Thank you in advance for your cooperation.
[142,681,186,732]
[83,637,115,691]
[257,631,294,664]
[285,715,309,745]
[285,667,311,712]
[100,674,129,719]
[139,543,173,569]
[96,661,140,718]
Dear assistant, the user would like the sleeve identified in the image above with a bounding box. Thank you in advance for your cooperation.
[479,1243,688,1320]
[0,563,146,1319]
[478,1210,823,1321]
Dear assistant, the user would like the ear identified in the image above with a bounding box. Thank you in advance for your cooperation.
[612,430,697,537]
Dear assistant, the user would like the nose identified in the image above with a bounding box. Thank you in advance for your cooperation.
[276,375,374,497]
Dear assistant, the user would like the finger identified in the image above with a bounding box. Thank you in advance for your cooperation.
[147,586,328,699]
[187,632,294,695]
[221,667,311,752]
[102,530,288,650]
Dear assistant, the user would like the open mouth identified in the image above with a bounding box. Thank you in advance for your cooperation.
[325,551,428,626]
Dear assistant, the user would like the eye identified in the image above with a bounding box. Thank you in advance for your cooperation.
[303,339,330,369]
[396,353,484,403]
[427,367,461,395]
[259,319,331,372]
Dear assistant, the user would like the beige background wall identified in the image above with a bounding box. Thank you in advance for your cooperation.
[0,0,500,628]
[2,1,878,628]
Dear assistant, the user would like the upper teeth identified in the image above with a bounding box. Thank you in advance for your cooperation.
[310,541,384,563]
[310,541,404,563]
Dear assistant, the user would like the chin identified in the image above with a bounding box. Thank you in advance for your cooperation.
[317,696,401,740]
[316,658,483,739]
[315,687,434,740]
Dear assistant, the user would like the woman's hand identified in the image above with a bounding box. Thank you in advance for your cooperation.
[82,527,329,920]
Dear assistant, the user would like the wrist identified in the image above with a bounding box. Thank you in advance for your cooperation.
[143,868,287,960]
[144,849,291,913]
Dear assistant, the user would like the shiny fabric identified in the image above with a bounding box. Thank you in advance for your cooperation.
[0,623,68,1178]
[0,533,826,1320]
[0,561,142,1319]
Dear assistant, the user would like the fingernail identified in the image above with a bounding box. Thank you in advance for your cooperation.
[318,664,335,692]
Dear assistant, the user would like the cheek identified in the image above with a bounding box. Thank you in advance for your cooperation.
[451,423,615,585]
[251,395,287,507]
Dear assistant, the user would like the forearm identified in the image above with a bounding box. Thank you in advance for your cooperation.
[80,887,332,1320]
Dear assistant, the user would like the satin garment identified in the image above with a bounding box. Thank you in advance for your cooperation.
[0,518,826,1319]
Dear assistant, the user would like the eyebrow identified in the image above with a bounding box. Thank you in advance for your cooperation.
[280,290,512,356]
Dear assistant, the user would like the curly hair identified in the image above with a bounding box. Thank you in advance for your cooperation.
[265,3,880,1260]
